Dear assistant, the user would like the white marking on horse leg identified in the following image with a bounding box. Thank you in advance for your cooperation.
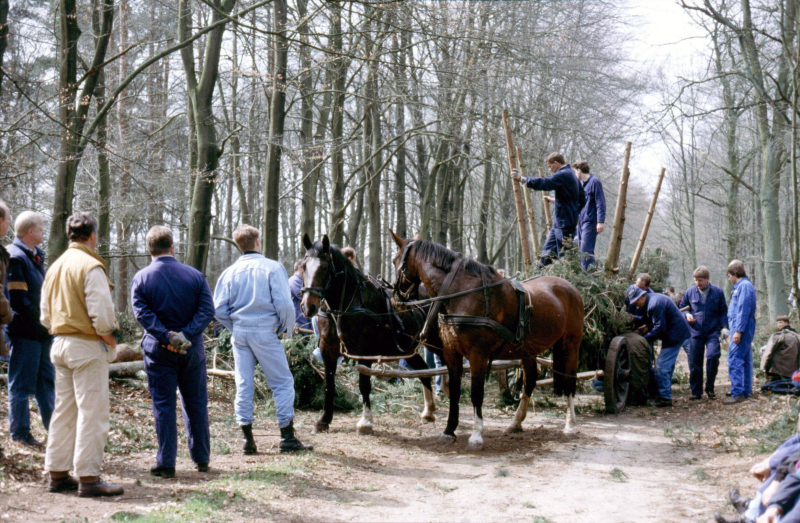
[467,408,484,451]
[357,405,374,435]
[421,386,436,422]
[563,394,578,434]
[506,393,530,434]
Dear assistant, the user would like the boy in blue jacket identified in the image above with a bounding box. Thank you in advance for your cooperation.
[680,266,728,400]
[725,259,757,405]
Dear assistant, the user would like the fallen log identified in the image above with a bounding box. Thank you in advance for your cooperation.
[207,368,236,380]
[109,360,145,378]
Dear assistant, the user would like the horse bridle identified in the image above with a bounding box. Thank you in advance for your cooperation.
[300,252,345,301]
[393,240,419,302]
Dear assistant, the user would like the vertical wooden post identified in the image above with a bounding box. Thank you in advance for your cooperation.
[502,109,532,269]
[517,147,540,255]
[628,167,666,278]
[539,166,553,231]
[604,141,633,276]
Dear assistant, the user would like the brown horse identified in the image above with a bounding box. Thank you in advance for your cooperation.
[390,231,583,450]
[300,234,438,434]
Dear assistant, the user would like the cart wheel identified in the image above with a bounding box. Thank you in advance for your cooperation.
[604,336,632,414]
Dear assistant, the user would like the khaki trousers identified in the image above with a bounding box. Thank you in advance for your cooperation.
[45,336,116,477]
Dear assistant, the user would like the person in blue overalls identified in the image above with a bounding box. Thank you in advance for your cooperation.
[131,226,216,478]
[573,161,606,270]
[511,153,585,267]
[725,259,757,405]
[679,266,728,401]
[628,286,691,408]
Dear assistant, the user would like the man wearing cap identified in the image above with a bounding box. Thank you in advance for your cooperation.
[628,286,691,407]
[760,316,800,382]
[680,266,728,400]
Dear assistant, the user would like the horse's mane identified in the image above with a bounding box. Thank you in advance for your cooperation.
[306,241,364,283]
[413,240,498,279]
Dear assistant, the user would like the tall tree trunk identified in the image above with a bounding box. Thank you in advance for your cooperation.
[49,0,114,260]
[0,0,9,96]
[478,151,492,264]
[262,0,287,260]
[181,0,237,272]
[328,1,346,245]
[93,0,110,261]
[394,30,409,239]
[115,0,131,313]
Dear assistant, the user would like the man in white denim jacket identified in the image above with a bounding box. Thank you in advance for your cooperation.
[214,225,312,454]
[40,212,123,497]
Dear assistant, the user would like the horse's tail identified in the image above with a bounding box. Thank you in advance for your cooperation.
[552,339,577,397]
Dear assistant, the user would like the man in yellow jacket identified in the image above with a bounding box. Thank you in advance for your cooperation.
[40,212,123,497]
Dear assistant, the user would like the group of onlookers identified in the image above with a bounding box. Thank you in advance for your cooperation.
[623,261,757,408]
[1,209,313,497]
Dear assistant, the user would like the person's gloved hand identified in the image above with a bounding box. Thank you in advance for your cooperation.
[168,331,192,355]
[510,169,526,184]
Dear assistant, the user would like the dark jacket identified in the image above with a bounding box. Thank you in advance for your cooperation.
[288,273,311,330]
[7,237,49,340]
[524,165,586,230]
[642,293,691,348]
[679,284,728,339]
[579,174,606,225]
[762,327,800,379]
[130,256,215,351]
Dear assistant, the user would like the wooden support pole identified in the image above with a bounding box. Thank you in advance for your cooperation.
[501,109,532,268]
[604,141,633,276]
[539,166,553,231]
[629,167,666,278]
[517,147,540,255]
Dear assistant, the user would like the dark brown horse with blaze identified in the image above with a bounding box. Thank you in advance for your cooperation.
[300,234,438,435]
[390,232,583,450]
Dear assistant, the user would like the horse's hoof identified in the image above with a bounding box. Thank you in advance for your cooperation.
[467,438,484,451]
[504,425,523,434]
[438,433,457,445]
[356,424,374,436]
[421,413,436,423]
[313,423,329,434]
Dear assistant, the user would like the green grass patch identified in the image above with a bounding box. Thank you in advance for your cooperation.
[110,490,237,522]
[610,467,628,482]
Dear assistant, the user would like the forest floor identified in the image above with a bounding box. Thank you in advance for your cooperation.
[0,352,798,523]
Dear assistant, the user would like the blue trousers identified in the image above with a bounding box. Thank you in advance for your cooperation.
[424,348,443,394]
[8,337,54,440]
[575,221,598,270]
[688,333,720,396]
[728,332,754,398]
[143,344,210,467]
[231,330,295,429]
[540,226,576,267]
[655,339,688,399]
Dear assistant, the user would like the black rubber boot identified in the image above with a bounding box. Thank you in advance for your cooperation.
[241,424,257,455]
[279,422,313,453]
[728,487,750,514]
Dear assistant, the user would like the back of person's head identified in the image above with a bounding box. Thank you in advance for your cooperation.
[233,225,260,253]
[693,266,710,280]
[294,258,303,272]
[546,153,566,166]
[341,246,356,263]
[667,286,675,294]
[0,200,10,222]
[15,211,42,238]
[636,273,652,288]
[573,161,590,174]
[727,260,747,278]
[66,212,97,242]
[146,226,173,256]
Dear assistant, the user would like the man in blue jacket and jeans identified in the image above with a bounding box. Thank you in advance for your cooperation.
[573,161,606,270]
[512,153,585,267]
[629,286,691,407]
[214,225,312,454]
[131,226,216,477]
[680,266,728,400]
[725,259,757,405]
[7,211,53,449]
